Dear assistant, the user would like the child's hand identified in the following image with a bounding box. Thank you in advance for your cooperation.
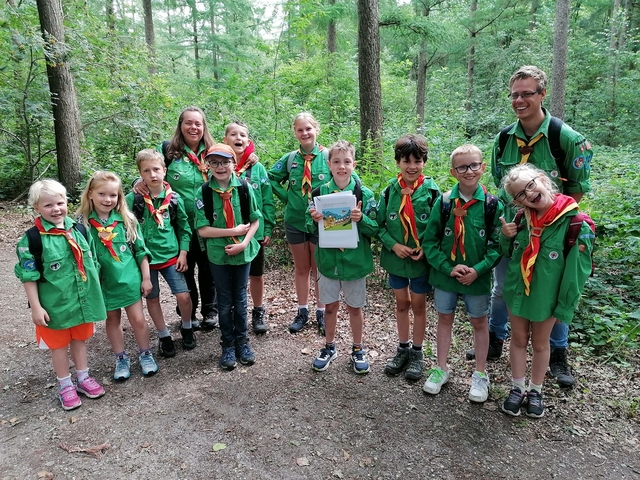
[350,201,363,222]
[392,244,419,259]
[176,251,188,272]
[261,236,271,247]
[410,249,424,261]
[31,306,49,326]
[245,152,259,168]
[500,216,518,238]
[225,243,246,256]
[456,268,478,286]
[141,278,153,297]
[132,178,150,196]
[450,264,472,278]
[230,223,251,237]
[310,208,324,222]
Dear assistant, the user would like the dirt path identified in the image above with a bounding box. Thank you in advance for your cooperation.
[0,209,638,479]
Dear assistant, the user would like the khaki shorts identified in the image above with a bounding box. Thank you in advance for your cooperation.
[318,274,367,308]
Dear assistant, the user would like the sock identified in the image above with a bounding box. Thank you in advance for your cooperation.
[474,371,487,378]
[115,351,128,359]
[412,344,423,351]
[298,305,308,312]
[139,348,151,356]
[512,377,526,393]
[76,368,89,383]
[58,375,73,390]
[157,328,171,338]
[254,305,264,311]
[326,342,336,350]
[316,307,325,312]
[352,343,362,351]
[528,382,543,393]
[399,341,411,349]
[182,320,192,329]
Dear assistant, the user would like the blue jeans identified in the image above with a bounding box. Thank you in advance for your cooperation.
[209,262,250,348]
[489,256,568,348]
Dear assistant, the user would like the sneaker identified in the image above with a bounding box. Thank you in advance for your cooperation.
[549,347,575,388]
[113,355,131,381]
[405,349,424,381]
[236,342,256,365]
[468,371,490,403]
[384,346,411,375]
[220,346,237,370]
[525,390,545,418]
[465,331,504,361]
[289,308,309,333]
[201,313,219,331]
[158,336,176,358]
[59,385,82,411]
[312,345,338,372]
[316,310,325,336]
[139,351,159,376]
[191,318,201,331]
[181,328,197,350]
[351,347,370,374]
[252,307,269,334]
[423,367,449,394]
[76,377,105,399]
[501,388,526,416]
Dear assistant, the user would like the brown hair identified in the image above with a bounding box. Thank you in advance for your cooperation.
[328,140,355,162]
[509,65,547,92]
[166,106,215,159]
[136,148,165,170]
[394,134,428,163]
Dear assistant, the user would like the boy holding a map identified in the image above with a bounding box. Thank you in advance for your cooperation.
[307,140,378,374]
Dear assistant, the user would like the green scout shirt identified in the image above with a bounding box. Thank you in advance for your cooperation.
[14,216,106,329]
[88,211,151,311]
[377,176,440,279]
[491,108,592,220]
[424,184,503,295]
[194,175,262,266]
[306,178,378,281]
[499,208,594,324]
[268,144,331,232]
[125,189,192,266]
[239,162,275,241]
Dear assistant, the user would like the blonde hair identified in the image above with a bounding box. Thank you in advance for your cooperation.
[509,65,547,92]
[328,140,355,162]
[28,179,67,210]
[450,144,482,166]
[501,164,559,198]
[136,149,165,170]
[77,171,139,242]
[292,112,320,135]
[224,120,249,136]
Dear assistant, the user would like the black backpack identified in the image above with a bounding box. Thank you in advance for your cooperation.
[201,178,251,225]
[439,190,500,234]
[26,223,88,283]
[132,192,179,230]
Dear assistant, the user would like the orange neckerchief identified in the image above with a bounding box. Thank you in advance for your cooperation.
[450,185,487,261]
[143,182,173,229]
[516,132,544,164]
[397,173,425,250]
[212,186,240,244]
[520,194,577,295]
[88,218,121,261]
[185,148,209,182]
[235,141,255,176]
[35,217,87,281]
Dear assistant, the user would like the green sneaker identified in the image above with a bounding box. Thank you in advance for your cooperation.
[404,349,424,381]
[422,366,449,394]
[384,346,411,375]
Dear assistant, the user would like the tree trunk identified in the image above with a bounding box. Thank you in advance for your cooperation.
[357,0,383,162]
[465,0,477,114]
[327,0,337,53]
[529,0,540,28]
[209,2,219,81]
[106,0,115,32]
[35,0,82,192]
[415,4,430,131]
[142,0,157,75]
[550,0,570,119]
[188,0,201,80]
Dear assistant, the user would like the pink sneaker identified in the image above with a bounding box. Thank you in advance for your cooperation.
[59,385,82,410]
[76,377,105,399]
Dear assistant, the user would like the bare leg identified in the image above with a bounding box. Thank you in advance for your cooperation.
[393,287,412,343]
[347,305,364,345]
[308,242,324,309]
[470,315,489,373]
[289,242,312,306]
[249,275,264,307]
[175,292,192,323]
[410,292,427,347]
[324,301,339,343]
[69,339,88,371]
[530,316,557,385]
[146,297,167,332]
[51,347,71,378]
[436,312,454,370]
[123,300,151,351]
[105,309,125,353]
[509,313,531,380]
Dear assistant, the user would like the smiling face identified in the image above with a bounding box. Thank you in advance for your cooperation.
[35,193,68,228]
[180,110,205,152]
[294,119,318,153]
[508,174,554,213]
[328,150,355,189]
[450,153,485,192]
[223,124,250,157]
[397,154,425,184]
[88,180,120,219]
[206,154,234,187]
[510,77,546,125]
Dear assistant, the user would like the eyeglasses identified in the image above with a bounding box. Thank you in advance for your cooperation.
[513,178,537,202]
[207,160,232,168]
[453,162,483,174]
[508,91,540,100]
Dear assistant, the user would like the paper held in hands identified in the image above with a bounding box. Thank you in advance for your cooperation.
[313,192,359,249]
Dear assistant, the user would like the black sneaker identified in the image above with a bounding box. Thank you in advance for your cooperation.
[158,336,176,358]
[466,331,504,361]
[501,388,525,417]
[384,346,411,375]
[181,328,197,350]
[525,390,545,418]
[289,308,309,333]
[252,307,269,334]
[549,347,575,388]
[316,310,325,336]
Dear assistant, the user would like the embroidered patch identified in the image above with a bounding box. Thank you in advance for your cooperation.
[420,213,427,221]
[318,174,325,181]
[18,247,29,254]
[444,227,452,237]
[290,162,298,169]
[579,244,587,252]
[572,157,585,169]
[162,211,170,219]
[212,212,218,221]
[88,251,93,259]
[585,153,592,171]
[120,245,127,253]
[513,240,520,250]
[549,251,559,260]
[550,170,559,178]
[50,262,60,271]
[389,212,397,221]
[252,183,258,189]
[479,229,486,238]
[23,259,36,271]
[290,178,297,186]
[274,161,283,171]
[196,199,204,210]
[173,173,180,180]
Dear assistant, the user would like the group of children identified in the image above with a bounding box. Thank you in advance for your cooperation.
[15,112,594,419]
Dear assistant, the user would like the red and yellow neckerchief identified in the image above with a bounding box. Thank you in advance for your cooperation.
[450,185,487,261]
[185,148,209,182]
[397,173,425,250]
[212,186,240,244]
[143,182,173,229]
[35,217,87,281]
[88,218,121,262]
[235,141,255,176]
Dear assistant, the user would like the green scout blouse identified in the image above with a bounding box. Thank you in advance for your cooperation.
[239,162,275,242]
[194,174,262,266]
[125,189,192,266]
[499,209,594,324]
[268,143,331,233]
[377,176,440,279]
[306,178,378,281]
[87,211,151,311]
[424,184,503,295]
[14,216,106,329]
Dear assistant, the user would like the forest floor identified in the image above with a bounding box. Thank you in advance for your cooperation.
[0,205,639,480]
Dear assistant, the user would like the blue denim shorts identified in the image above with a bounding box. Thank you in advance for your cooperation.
[148,264,190,299]
[284,223,318,245]
[433,288,490,318]
[388,273,432,294]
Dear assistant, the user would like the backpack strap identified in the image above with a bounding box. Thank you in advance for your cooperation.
[286,150,298,172]
[440,191,453,226]
[237,177,251,224]
[484,193,499,232]
[161,140,173,169]
[132,193,145,223]
[202,181,214,225]
[497,118,565,171]
[497,123,515,161]
[168,192,179,229]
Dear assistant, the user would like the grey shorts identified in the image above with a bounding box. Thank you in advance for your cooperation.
[284,223,318,245]
[318,274,367,308]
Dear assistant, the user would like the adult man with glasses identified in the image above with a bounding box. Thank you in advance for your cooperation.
[466,65,593,388]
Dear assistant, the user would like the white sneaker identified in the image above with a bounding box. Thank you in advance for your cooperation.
[423,366,449,394]
[468,371,490,403]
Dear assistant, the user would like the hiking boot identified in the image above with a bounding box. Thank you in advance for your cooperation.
[501,388,526,416]
[351,347,370,374]
[252,307,269,334]
[404,349,424,381]
[220,346,237,370]
[549,347,575,388]
[158,336,176,358]
[181,328,197,350]
[236,342,256,365]
[316,310,325,336]
[139,351,159,376]
[76,377,105,399]
[312,345,337,372]
[384,346,411,375]
[465,331,504,361]
[201,313,219,331]
[423,367,449,394]
[468,371,490,403]
[59,385,82,411]
[113,355,131,381]
[525,390,545,418]
[289,308,309,333]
